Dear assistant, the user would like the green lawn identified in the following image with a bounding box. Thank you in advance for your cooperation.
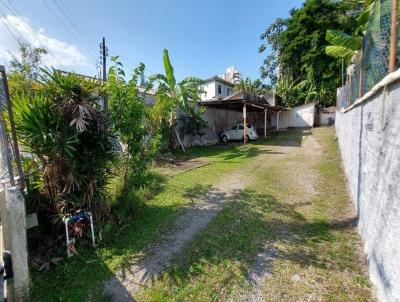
[137,128,374,301]
[30,138,263,301]
[31,128,374,301]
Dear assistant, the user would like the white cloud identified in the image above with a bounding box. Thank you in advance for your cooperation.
[0,15,90,68]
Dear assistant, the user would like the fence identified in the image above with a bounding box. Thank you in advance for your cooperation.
[343,0,399,107]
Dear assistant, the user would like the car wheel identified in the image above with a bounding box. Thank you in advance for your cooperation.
[221,135,228,143]
[246,135,250,142]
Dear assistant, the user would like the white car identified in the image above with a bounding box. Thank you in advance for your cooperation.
[220,123,258,143]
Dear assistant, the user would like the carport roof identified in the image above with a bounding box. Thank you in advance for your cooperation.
[199,91,284,112]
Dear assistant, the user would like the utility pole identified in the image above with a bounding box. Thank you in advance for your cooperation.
[100,37,108,108]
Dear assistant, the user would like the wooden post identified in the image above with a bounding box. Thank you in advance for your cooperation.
[276,111,280,132]
[358,47,364,98]
[264,109,267,138]
[341,59,344,87]
[389,0,398,72]
[243,104,247,145]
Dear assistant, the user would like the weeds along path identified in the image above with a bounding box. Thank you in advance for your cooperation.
[103,143,281,301]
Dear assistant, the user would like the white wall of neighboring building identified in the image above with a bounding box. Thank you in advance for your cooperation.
[200,79,234,101]
[200,81,216,100]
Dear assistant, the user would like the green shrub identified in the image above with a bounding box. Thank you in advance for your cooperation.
[13,69,117,224]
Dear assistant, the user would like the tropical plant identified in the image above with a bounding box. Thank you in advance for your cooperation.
[325,0,378,61]
[149,49,206,151]
[275,75,319,107]
[234,78,270,96]
[275,75,302,107]
[13,69,116,224]
[107,57,153,189]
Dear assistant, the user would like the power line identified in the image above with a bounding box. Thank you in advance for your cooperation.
[0,7,20,43]
[53,0,98,48]
[40,0,98,60]
[51,0,98,54]
[0,1,63,66]
[40,1,158,78]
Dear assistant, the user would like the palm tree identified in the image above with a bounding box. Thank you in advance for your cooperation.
[234,77,269,96]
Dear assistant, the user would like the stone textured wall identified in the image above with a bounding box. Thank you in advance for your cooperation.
[336,79,400,302]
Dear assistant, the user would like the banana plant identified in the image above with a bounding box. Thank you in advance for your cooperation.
[150,49,204,112]
[325,30,363,61]
[149,49,205,150]
[325,0,379,61]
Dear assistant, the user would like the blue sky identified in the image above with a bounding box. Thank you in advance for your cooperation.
[0,0,303,81]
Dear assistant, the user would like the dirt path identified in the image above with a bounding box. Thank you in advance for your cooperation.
[242,133,324,302]
[103,169,253,301]
[103,132,309,302]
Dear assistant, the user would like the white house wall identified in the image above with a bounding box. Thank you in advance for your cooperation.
[200,82,216,100]
[200,80,234,100]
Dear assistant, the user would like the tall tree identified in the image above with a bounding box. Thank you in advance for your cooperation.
[7,42,47,95]
[259,18,287,87]
[259,0,359,106]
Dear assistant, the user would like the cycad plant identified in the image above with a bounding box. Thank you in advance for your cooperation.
[149,49,205,150]
[14,69,116,222]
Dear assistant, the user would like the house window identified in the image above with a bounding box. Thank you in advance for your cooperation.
[217,84,222,94]
[227,88,232,96]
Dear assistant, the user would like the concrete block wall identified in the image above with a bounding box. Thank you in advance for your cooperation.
[335,78,400,301]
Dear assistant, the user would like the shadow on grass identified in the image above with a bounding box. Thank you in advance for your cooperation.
[180,129,311,164]
[140,188,359,299]
[256,128,313,148]
[30,128,325,301]
[182,184,213,203]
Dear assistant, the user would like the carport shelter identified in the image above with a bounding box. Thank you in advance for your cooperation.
[198,92,284,143]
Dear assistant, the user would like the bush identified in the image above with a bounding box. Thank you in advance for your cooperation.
[107,57,156,192]
[13,69,117,225]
